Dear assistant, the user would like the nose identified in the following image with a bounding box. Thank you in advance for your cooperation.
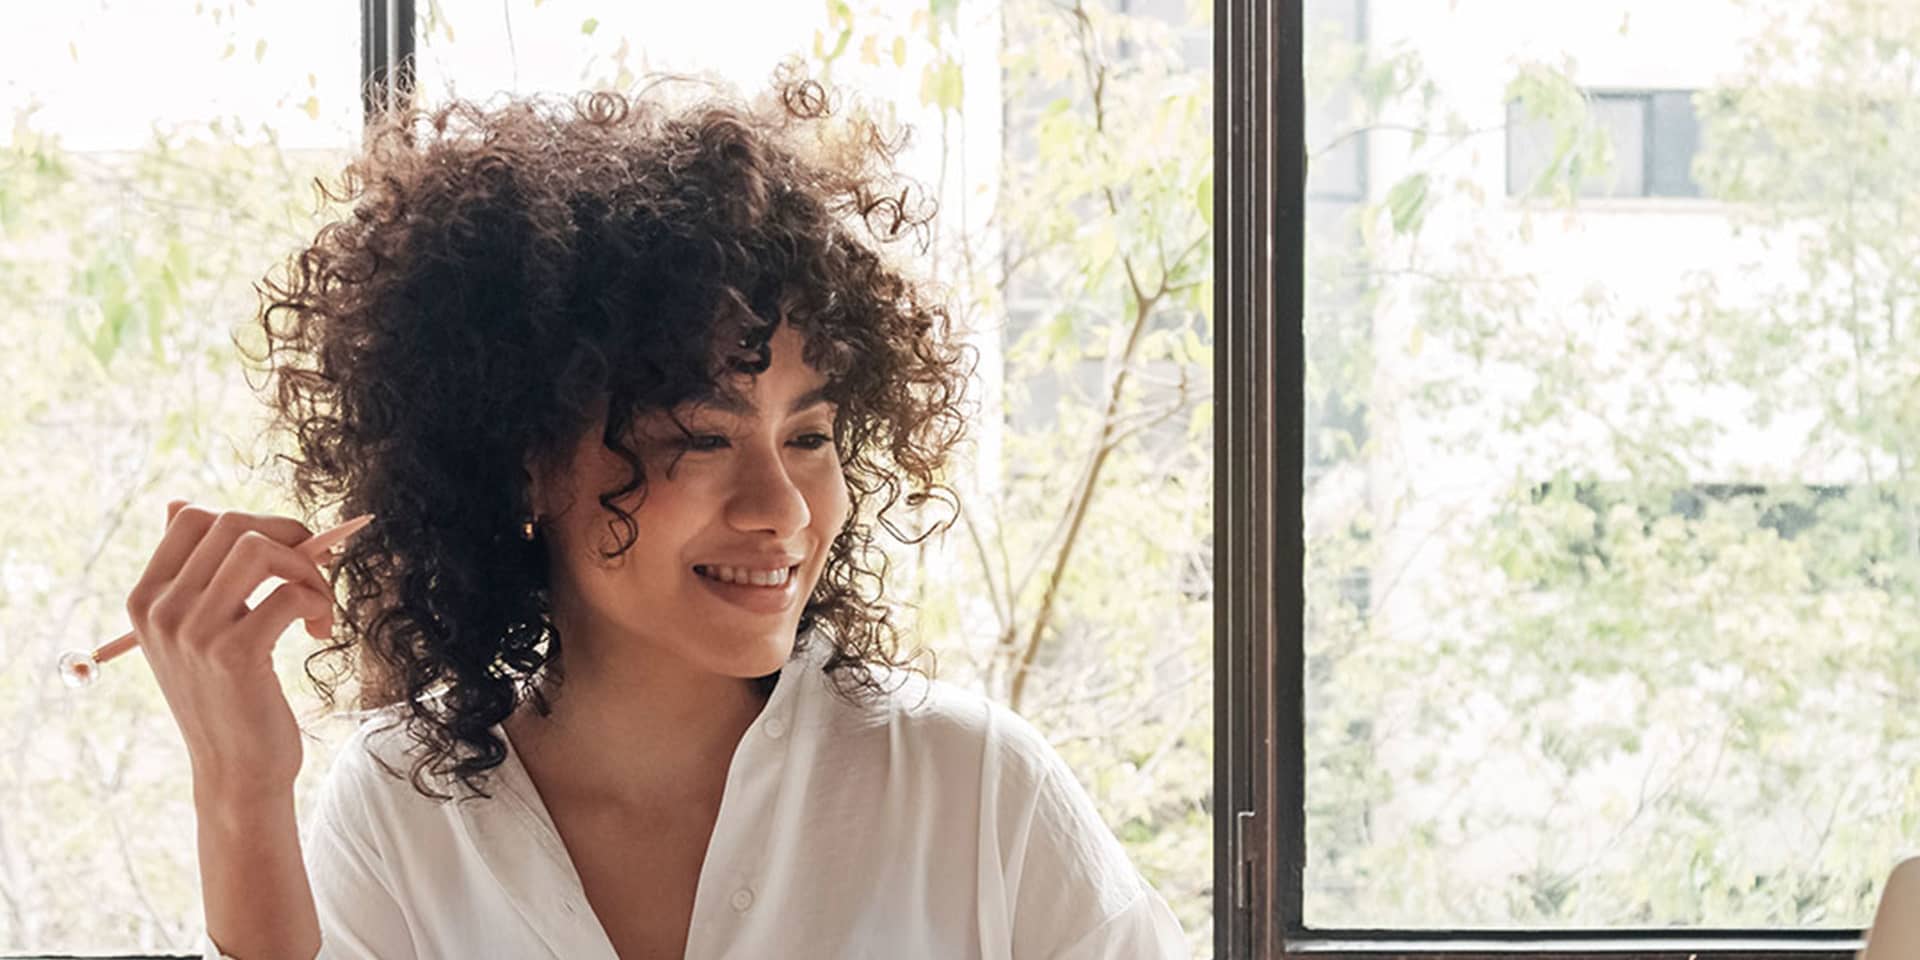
[726,439,812,537]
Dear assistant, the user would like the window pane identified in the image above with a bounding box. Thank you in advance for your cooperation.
[1648,90,1703,197]
[1508,93,1647,198]
[0,1,357,953]
[1306,0,1919,929]
[1589,94,1646,196]
[1308,0,1368,201]
[410,1,826,105]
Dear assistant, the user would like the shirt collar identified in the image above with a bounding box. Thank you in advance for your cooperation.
[449,630,828,958]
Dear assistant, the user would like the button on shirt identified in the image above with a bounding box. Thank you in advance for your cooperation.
[197,636,1191,959]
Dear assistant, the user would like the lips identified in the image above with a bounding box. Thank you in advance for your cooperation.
[693,563,802,614]
[692,564,799,586]
[692,557,805,571]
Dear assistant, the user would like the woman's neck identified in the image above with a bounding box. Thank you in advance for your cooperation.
[504,657,769,809]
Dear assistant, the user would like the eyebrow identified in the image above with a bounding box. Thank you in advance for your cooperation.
[692,384,836,417]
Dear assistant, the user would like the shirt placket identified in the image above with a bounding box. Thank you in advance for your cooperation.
[457,760,623,960]
[683,693,799,959]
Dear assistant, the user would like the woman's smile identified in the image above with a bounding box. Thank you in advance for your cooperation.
[691,562,803,614]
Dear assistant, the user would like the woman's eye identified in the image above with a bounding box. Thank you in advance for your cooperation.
[677,434,834,452]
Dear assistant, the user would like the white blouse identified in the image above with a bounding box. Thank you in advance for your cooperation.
[198,635,1192,959]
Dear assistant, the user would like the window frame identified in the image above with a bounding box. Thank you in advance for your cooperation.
[1248,0,1873,957]
[360,0,415,124]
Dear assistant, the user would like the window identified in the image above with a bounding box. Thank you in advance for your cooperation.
[1280,0,1914,955]
[0,3,357,955]
[1507,89,1704,199]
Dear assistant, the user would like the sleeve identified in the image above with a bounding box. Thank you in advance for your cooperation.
[1002,713,1191,959]
[1053,884,1191,960]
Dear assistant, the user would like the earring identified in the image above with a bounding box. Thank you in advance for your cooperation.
[520,514,538,541]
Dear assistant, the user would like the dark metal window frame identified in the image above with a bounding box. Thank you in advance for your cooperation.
[361,0,416,125]
[1238,1,1870,958]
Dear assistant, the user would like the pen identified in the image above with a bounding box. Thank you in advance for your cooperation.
[57,512,377,689]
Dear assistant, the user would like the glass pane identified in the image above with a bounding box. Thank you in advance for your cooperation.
[1306,0,1920,930]
[1508,94,1646,198]
[1589,95,1646,196]
[1648,90,1703,197]
[1308,0,1367,200]
[410,1,827,105]
[1,1,358,954]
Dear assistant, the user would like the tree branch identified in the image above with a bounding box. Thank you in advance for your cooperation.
[1008,276,1165,711]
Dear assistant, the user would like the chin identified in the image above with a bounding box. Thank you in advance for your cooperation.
[726,631,796,675]
[757,644,795,676]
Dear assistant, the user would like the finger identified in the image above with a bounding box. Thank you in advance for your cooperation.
[172,510,319,600]
[237,581,336,649]
[133,504,219,607]
[194,533,337,634]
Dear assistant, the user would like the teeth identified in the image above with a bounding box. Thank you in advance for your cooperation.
[698,565,792,587]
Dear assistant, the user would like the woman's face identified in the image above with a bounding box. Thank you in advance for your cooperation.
[534,320,850,679]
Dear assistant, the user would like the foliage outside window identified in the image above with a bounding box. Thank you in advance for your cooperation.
[1305,0,1920,931]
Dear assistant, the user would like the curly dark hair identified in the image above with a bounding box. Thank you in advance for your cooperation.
[241,62,975,802]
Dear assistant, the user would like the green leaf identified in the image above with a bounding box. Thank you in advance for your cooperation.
[918,57,964,112]
[1188,402,1212,442]
[1385,172,1430,234]
[254,38,267,63]
[149,297,166,361]
[1196,172,1213,227]
[93,297,132,368]
[817,23,852,65]
[1181,327,1205,365]
[580,18,599,35]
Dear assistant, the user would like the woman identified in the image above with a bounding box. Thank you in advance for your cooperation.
[126,63,1190,959]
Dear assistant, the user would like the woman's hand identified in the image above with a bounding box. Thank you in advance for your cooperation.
[126,500,340,806]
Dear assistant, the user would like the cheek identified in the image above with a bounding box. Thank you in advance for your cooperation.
[810,470,852,524]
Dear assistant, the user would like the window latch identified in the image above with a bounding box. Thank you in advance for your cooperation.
[1235,809,1257,912]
